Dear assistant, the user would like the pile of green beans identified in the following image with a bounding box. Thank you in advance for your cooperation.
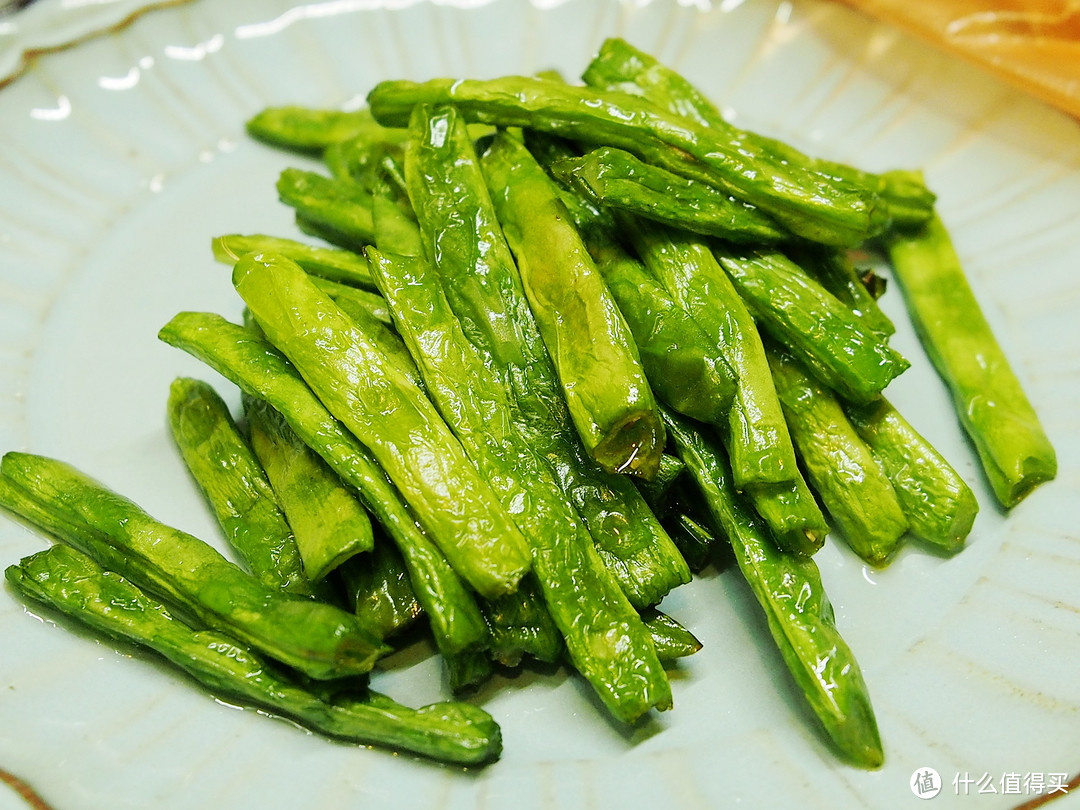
[1,38,1056,770]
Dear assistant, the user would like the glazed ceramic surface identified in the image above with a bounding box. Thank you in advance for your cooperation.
[0,1,1077,808]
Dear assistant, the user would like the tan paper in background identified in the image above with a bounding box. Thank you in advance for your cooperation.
[836,0,1080,119]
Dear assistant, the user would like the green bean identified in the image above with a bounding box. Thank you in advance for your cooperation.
[767,346,908,566]
[157,311,488,656]
[212,233,376,290]
[367,75,883,246]
[0,453,389,680]
[884,212,1056,507]
[581,37,935,229]
[242,295,412,403]
[233,252,533,600]
[402,105,688,609]
[844,397,978,553]
[371,171,424,258]
[322,121,491,187]
[664,510,720,573]
[480,576,564,667]
[404,110,548,396]
[747,478,829,558]
[480,130,665,479]
[627,222,797,487]
[324,135,408,189]
[555,179,737,425]
[246,106,391,154]
[276,168,374,252]
[293,212,366,253]
[581,488,690,609]
[553,146,789,244]
[596,279,731,422]
[244,394,374,582]
[624,221,826,550]
[311,277,394,327]
[242,291,410,393]
[662,410,884,769]
[6,544,500,765]
[633,452,685,517]
[166,377,313,594]
[640,608,702,661]
[336,531,423,639]
[714,245,909,404]
[367,245,672,722]
[444,648,494,694]
[790,244,895,338]
[299,283,421,392]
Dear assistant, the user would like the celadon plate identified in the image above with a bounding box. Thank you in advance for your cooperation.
[0,1,1078,808]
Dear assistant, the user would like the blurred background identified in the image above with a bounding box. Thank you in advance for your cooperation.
[2,0,1079,119]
